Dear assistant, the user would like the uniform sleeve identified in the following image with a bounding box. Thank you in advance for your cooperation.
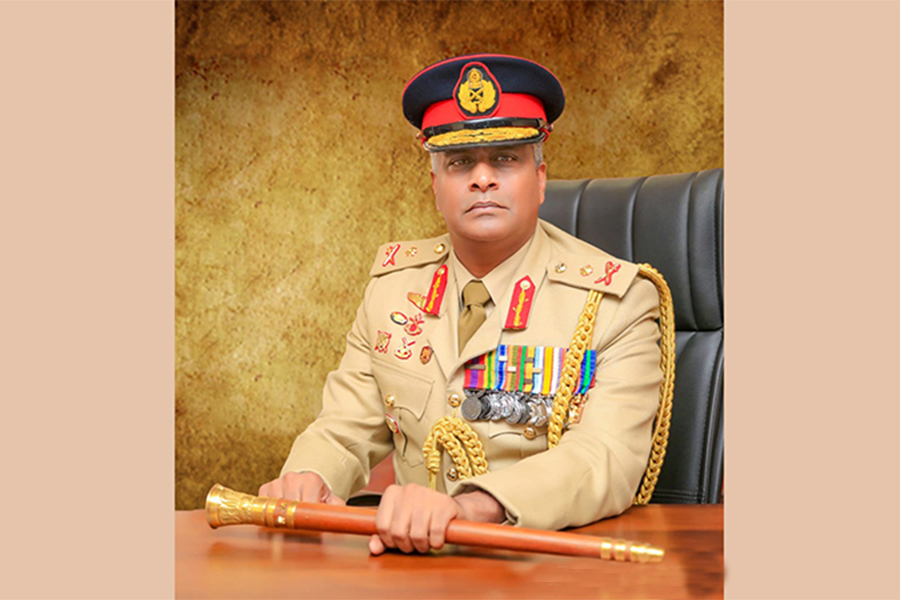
[279,278,394,500]
[450,277,662,529]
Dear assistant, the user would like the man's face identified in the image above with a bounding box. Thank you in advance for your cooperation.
[430,144,546,249]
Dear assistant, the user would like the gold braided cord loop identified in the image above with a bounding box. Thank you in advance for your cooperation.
[548,291,604,449]
[423,416,489,490]
[632,264,676,505]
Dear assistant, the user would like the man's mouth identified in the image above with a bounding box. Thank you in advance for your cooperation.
[466,200,504,213]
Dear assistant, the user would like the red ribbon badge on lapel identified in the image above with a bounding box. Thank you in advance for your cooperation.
[423,265,448,315]
[594,261,621,286]
[504,276,535,330]
[382,244,401,267]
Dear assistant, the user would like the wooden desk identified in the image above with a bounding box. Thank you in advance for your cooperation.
[176,504,723,599]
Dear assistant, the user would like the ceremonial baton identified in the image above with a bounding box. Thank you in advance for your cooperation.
[206,484,663,563]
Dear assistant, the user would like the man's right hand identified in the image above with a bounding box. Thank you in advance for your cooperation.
[258,472,346,506]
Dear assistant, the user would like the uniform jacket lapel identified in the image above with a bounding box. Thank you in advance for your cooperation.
[457,226,552,370]
[424,276,459,382]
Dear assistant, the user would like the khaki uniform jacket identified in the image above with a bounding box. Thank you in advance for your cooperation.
[281,220,662,530]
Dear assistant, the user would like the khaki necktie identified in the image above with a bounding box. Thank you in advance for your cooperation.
[458,280,491,351]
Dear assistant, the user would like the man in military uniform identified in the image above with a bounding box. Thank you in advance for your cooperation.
[260,54,663,556]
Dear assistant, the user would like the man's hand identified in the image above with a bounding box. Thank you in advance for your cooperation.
[368,483,504,555]
[258,472,345,506]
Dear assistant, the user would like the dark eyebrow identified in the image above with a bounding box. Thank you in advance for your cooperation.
[444,150,473,160]
[490,147,523,158]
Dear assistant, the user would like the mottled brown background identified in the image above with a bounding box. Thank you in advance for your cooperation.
[175,0,723,509]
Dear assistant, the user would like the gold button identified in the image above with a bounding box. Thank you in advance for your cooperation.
[448,393,461,407]
[580,265,594,276]
[434,243,446,254]
[523,425,537,440]
[385,414,400,433]
[446,467,459,481]
[555,262,567,273]
[384,394,395,407]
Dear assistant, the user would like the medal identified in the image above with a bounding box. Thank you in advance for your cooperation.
[461,344,596,425]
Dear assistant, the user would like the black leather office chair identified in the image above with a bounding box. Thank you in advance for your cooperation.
[541,169,724,504]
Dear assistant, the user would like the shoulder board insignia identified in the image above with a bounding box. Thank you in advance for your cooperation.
[370,236,451,277]
[546,252,638,297]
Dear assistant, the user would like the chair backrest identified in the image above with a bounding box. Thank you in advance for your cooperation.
[540,169,724,504]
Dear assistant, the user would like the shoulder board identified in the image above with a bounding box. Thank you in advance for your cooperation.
[369,235,451,277]
[545,252,639,297]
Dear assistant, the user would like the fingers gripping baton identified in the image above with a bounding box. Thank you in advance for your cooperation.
[206,484,664,563]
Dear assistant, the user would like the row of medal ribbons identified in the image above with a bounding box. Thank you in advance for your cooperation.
[461,345,597,425]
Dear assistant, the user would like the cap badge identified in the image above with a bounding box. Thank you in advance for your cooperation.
[455,62,500,118]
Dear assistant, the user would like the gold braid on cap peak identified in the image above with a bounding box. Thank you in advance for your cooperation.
[427,127,541,148]
[422,263,675,505]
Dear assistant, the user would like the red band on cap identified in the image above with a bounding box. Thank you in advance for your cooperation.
[422,94,547,131]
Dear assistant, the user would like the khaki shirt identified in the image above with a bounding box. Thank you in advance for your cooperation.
[281,220,662,529]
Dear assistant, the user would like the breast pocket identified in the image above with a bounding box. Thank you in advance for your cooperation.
[487,419,548,461]
[371,358,435,468]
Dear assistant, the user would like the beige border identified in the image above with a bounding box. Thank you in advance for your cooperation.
[0,1,174,598]
[5,0,900,597]
[726,0,900,598]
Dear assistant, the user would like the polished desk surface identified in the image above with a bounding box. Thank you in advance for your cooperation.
[176,504,723,599]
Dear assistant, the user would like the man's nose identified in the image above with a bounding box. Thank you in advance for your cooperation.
[468,162,499,192]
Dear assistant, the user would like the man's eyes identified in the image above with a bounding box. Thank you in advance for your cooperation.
[446,153,518,167]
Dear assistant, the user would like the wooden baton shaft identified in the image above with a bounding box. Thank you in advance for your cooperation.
[206,484,663,563]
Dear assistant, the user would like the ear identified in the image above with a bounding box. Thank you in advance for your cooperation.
[430,171,439,211]
[536,162,547,206]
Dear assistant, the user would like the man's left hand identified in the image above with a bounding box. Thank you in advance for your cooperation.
[368,483,504,555]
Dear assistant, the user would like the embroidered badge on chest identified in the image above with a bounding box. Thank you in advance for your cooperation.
[394,336,416,360]
[407,292,427,311]
[420,345,433,365]
[404,313,424,336]
[375,330,392,354]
